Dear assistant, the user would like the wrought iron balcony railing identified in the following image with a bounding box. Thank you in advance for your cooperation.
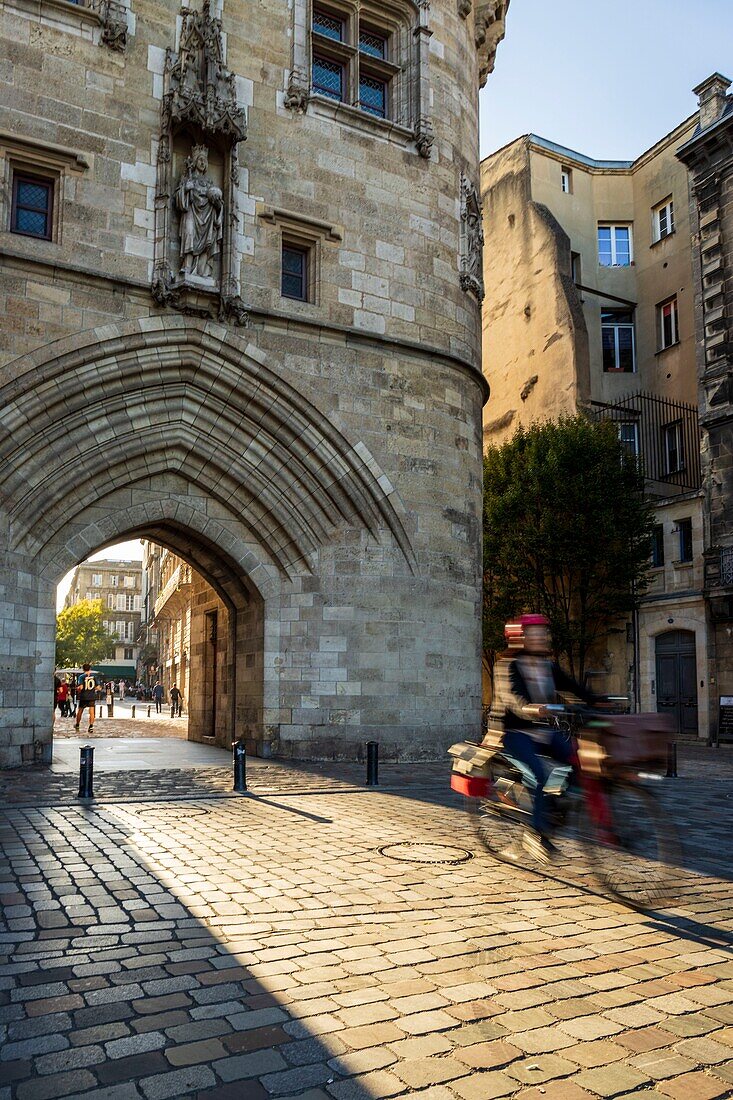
[592,391,701,493]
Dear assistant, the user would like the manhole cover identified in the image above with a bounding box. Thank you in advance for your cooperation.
[378,843,473,865]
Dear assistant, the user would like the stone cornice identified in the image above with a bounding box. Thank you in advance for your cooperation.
[474,0,509,88]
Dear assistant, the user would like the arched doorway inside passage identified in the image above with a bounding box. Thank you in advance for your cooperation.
[52,521,266,761]
[0,316,435,769]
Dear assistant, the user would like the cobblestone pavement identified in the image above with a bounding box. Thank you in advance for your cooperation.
[1,746,732,1099]
[54,708,189,741]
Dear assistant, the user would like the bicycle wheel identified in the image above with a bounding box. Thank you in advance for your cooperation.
[470,759,533,865]
[582,780,682,911]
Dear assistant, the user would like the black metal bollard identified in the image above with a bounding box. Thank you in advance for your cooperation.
[78,745,94,799]
[665,741,678,779]
[131,704,136,718]
[366,741,379,786]
[170,704,175,718]
[107,702,114,717]
[233,739,247,792]
[98,705,103,718]
[147,705,151,718]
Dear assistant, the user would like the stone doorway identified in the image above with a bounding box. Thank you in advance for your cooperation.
[52,526,264,760]
[655,629,698,738]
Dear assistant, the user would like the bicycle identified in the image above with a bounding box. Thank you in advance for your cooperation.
[450,704,682,911]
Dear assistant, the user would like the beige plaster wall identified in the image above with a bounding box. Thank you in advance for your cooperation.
[630,123,697,405]
[480,138,589,443]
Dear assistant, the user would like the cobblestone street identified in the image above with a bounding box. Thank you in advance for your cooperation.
[1,746,732,1099]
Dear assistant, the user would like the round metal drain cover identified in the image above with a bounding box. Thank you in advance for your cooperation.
[379,842,473,865]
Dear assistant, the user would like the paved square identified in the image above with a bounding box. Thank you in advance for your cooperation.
[1,746,732,1099]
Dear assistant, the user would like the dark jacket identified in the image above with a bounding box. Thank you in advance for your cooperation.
[491,650,596,738]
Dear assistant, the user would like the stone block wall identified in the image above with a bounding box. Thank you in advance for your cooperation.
[0,0,505,765]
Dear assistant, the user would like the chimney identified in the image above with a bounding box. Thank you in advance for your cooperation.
[692,72,731,131]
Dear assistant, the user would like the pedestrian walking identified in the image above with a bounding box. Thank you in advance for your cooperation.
[118,678,126,700]
[56,680,70,717]
[170,683,183,717]
[74,664,99,735]
[152,680,164,714]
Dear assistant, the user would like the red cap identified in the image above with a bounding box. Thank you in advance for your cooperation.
[519,614,549,628]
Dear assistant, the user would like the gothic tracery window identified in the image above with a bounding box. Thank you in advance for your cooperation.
[311,3,401,121]
[286,0,432,157]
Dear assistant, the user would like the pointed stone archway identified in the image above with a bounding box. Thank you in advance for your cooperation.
[0,315,481,767]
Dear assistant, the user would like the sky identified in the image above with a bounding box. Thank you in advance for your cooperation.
[56,539,144,612]
[479,0,733,161]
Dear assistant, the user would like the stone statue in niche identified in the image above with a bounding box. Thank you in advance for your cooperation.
[175,145,223,279]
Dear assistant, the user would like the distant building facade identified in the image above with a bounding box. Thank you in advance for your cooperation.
[63,558,142,681]
[481,113,713,739]
[139,541,236,741]
[677,74,733,743]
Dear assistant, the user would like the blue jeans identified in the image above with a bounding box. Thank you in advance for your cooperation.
[503,728,572,836]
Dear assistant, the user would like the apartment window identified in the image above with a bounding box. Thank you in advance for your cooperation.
[125,594,135,611]
[107,594,115,610]
[598,224,632,266]
[657,296,679,350]
[618,421,639,459]
[561,166,572,193]
[601,309,635,372]
[10,173,54,240]
[652,525,665,568]
[133,595,142,612]
[653,197,674,242]
[124,647,134,660]
[123,575,135,588]
[85,590,94,601]
[281,242,309,301]
[678,518,693,563]
[663,421,684,475]
[571,251,581,284]
[110,575,118,587]
[311,5,396,121]
[116,594,126,611]
[91,573,102,587]
[115,620,125,637]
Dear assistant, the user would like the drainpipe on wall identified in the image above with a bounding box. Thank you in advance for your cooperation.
[632,604,641,714]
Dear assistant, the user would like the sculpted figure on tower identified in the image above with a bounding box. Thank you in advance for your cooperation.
[175,145,223,278]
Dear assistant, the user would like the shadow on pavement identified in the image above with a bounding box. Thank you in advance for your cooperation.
[0,797,378,1098]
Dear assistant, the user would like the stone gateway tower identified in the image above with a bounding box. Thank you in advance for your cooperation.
[0,0,508,766]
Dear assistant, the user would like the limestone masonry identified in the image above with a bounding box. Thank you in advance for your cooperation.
[0,0,509,765]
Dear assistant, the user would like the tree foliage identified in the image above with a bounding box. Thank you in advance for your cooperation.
[55,599,117,668]
[483,416,656,679]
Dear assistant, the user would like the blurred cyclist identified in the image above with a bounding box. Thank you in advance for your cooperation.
[490,614,599,862]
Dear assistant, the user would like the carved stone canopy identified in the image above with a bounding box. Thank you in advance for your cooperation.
[164,0,247,143]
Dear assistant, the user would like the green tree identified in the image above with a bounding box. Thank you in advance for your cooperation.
[55,599,117,668]
[483,416,656,680]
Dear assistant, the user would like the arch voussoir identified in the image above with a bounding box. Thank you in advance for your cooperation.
[1,343,417,572]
